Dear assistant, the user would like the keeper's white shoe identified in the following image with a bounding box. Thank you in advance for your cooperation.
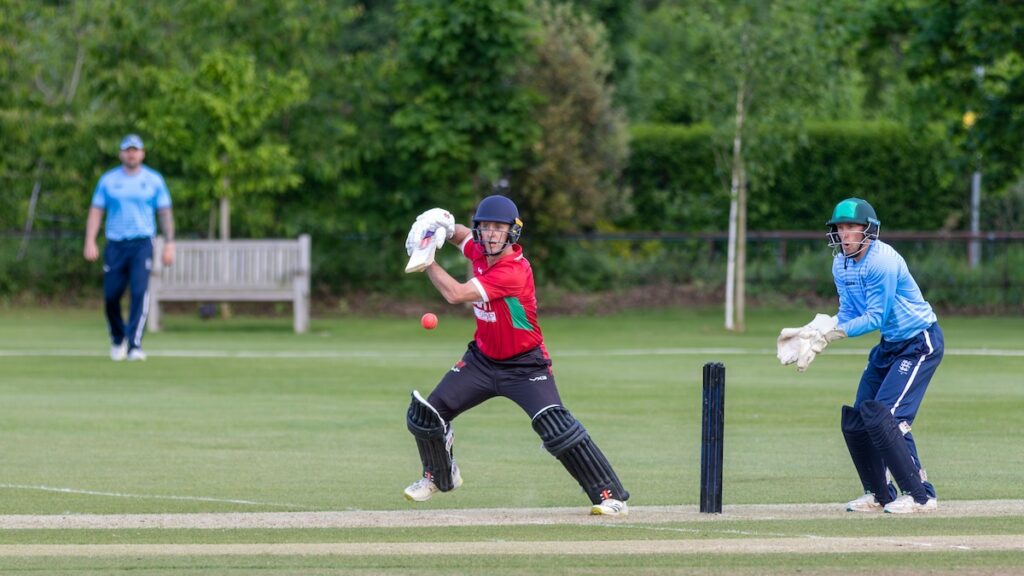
[403,466,462,502]
[127,348,147,362]
[846,493,883,512]
[883,494,938,514]
[110,342,128,362]
[591,499,628,516]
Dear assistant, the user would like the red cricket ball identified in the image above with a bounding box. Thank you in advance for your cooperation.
[421,313,438,330]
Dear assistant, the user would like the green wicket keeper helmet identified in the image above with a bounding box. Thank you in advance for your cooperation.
[826,198,880,257]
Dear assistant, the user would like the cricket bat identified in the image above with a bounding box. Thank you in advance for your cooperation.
[405,230,437,273]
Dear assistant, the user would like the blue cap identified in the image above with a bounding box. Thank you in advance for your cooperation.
[120,134,144,150]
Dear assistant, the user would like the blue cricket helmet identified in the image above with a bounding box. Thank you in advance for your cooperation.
[472,195,524,255]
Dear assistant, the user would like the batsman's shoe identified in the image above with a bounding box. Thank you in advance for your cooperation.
[110,342,128,362]
[127,348,147,362]
[883,494,938,514]
[846,493,883,512]
[591,499,628,516]
[403,466,462,502]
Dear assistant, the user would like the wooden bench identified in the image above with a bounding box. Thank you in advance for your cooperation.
[148,235,311,333]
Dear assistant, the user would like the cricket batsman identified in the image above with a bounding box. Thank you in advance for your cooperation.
[401,194,630,516]
[777,198,942,514]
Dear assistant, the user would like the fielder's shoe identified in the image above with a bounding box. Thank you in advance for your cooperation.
[591,498,629,516]
[403,466,462,502]
[126,348,147,362]
[883,494,938,514]
[110,342,128,362]
[846,493,884,512]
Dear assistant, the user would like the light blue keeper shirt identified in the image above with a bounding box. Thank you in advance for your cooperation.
[832,240,936,342]
[91,166,171,240]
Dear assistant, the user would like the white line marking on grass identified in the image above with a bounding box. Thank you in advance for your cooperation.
[2,348,1023,359]
[1,500,1022,530]
[1,536,1022,557]
[604,524,793,538]
[0,484,306,509]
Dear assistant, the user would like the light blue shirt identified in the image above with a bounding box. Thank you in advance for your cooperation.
[91,165,171,240]
[832,240,936,342]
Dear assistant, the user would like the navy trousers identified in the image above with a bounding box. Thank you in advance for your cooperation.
[854,323,944,497]
[428,341,562,422]
[103,238,153,350]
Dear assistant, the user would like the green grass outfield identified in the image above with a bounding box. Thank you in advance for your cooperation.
[0,307,1021,574]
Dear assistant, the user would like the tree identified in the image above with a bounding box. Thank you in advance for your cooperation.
[568,0,639,91]
[391,0,539,216]
[139,51,309,240]
[635,0,851,331]
[902,0,1024,218]
[511,1,629,257]
[0,0,141,265]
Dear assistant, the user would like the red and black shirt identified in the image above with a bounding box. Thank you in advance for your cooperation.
[462,239,548,361]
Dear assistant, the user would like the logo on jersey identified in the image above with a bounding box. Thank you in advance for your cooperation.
[529,375,548,382]
[473,304,497,323]
[451,360,466,373]
[898,359,913,375]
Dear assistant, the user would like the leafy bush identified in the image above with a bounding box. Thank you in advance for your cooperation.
[625,121,962,232]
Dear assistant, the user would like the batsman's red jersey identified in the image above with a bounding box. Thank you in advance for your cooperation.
[462,240,548,361]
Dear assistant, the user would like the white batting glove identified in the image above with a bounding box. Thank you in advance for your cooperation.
[406,222,449,256]
[415,208,456,240]
[432,226,449,248]
[405,221,429,256]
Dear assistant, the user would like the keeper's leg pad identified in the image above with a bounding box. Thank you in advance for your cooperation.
[406,390,457,492]
[859,400,927,502]
[532,406,629,505]
[841,405,893,504]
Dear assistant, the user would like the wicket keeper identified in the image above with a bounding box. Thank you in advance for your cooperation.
[401,194,630,516]
[777,198,942,514]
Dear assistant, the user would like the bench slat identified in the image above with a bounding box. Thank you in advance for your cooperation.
[149,235,310,333]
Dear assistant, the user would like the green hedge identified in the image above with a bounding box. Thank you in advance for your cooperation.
[539,236,1022,311]
[623,123,724,231]
[623,121,963,232]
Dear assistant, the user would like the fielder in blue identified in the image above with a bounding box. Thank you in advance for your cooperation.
[84,134,176,362]
[777,198,941,514]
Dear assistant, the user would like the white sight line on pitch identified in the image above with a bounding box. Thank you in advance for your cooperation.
[2,501,1023,530]
[0,484,307,509]
[603,523,795,538]
[1,348,1023,358]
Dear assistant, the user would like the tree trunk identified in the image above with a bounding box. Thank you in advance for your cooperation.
[725,190,737,330]
[736,162,747,333]
[219,195,231,241]
[219,193,232,319]
[726,63,748,332]
[17,159,45,261]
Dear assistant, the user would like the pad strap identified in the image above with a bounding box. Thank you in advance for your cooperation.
[406,391,457,491]
[532,406,628,505]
